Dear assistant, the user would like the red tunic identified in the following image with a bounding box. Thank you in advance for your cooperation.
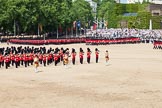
[95,51,99,58]
[87,52,91,58]
[24,55,29,62]
[47,55,51,60]
[29,54,33,61]
[54,54,58,61]
[5,56,10,63]
[20,55,23,61]
[60,51,63,57]
[79,52,83,59]
[43,55,46,61]
[11,55,15,61]
[71,53,76,60]
[15,56,19,62]
[39,54,43,60]
[0,55,4,62]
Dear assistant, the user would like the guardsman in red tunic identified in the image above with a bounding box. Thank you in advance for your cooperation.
[39,53,43,64]
[57,50,60,63]
[23,54,28,67]
[58,51,61,63]
[27,54,30,66]
[18,54,21,66]
[29,53,34,65]
[43,54,47,66]
[15,54,19,68]
[87,48,91,64]
[71,48,76,65]
[95,48,99,63]
[4,55,10,69]
[54,52,58,66]
[49,53,53,64]
[79,48,84,64]
[47,54,51,65]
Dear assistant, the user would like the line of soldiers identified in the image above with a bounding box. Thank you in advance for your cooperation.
[153,44,162,50]
[0,46,101,69]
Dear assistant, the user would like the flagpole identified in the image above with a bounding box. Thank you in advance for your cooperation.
[57,26,58,39]
[149,19,152,30]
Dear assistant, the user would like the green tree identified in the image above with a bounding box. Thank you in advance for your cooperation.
[98,1,117,28]
[71,0,93,27]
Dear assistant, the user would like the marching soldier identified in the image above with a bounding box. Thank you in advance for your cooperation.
[43,54,47,66]
[39,53,43,65]
[15,54,19,68]
[47,54,51,65]
[4,54,10,69]
[79,48,84,64]
[71,48,76,65]
[29,53,34,65]
[54,51,58,66]
[60,48,64,61]
[95,48,99,63]
[20,54,23,66]
[87,48,91,64]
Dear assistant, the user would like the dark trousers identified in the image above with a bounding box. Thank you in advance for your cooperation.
[87,57,90,64]
[11,60,14,66]
[39,60,42,64]
[18,61,20,66]
[27,61,29,66]
[72,58,75,65]
[55,60,58,66]
[96,57,98,63]
[15,62,18,68]
[8,61,10,67]
[80,58,83,64]
[43,61,46,66]
[21,60,23,65]
[50,59,52,64]
[25,61,27,67]
[5,62,9,69]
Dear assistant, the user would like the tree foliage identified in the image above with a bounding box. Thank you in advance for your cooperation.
[0,0,161,35]
[0,0,93,35]
[98,1,118,28]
